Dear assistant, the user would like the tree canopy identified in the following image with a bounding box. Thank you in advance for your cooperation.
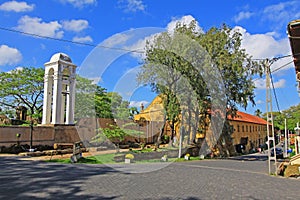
[0,67,135,123]
[263,104,300,132]
[75,77,135,121]
[137,21,264,146]
[0,67,44,120]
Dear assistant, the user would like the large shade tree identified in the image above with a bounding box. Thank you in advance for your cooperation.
[0,67,44,121]
[137,21,264,154]
[75,77,135,121]
[0,67,134,124]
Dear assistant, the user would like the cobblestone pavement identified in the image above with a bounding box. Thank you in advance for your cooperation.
[0,155,300,200]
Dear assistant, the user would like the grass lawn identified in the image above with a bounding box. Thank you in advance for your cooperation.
[46,153,120,164]
[46,153,202,164]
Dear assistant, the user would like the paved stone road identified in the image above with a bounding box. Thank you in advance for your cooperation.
[0,155,300,200]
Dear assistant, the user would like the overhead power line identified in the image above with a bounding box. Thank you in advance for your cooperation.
[272,60,294,73]
[252,54,293,61]
[1,26,297,61]
[0,26,145,53]
[253,60,294,82]
[269,70,281,113]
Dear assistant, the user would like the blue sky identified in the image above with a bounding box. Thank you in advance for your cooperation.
[0,0,300,115]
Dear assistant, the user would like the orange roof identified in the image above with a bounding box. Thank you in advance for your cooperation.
[228,111,267,125]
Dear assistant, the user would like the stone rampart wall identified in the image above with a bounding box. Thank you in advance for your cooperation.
[0,125,83,147]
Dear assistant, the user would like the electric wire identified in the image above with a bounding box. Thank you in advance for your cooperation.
[252,60,294,82]
[0,26,145,53]
[1,25,298,116]
[269,70,281,113]
[1,26,299,60]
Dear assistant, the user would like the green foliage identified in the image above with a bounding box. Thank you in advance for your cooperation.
[0,67,44,120]
[197,24,264,110]
[137,20,264,145]
[96,124,127,145]
[262,103,300,131]
[75,75,98,119]
[95,87,113,119]
[92,122,144,147]
[107,92,132,120]
[47,154,119,164]
[123,128,144,137]
[75,76,133,120]
[130,148,153,153]
[254,109,262,117]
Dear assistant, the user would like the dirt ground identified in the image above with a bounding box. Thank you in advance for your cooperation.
[0,148,130,161]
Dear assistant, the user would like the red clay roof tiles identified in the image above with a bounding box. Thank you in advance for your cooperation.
[228,111,267,125]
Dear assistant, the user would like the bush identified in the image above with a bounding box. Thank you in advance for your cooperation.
[125,153,134,159]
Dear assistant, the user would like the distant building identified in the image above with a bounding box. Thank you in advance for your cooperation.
[134,96,268,153]
[228,111,268,152]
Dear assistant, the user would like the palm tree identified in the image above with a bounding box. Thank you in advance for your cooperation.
[254,109,262,117]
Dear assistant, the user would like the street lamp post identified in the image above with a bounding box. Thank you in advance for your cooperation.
[284,119,288,158]
[295,123,300,135]
[294,122,300,154]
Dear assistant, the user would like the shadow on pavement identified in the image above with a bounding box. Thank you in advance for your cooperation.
[0,156,121,199]
[228,153,268,161]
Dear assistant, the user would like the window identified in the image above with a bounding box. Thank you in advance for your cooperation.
[242,125,244,132]
[230,125,234,132]
[246,125,248,132]
[237,125,240,132]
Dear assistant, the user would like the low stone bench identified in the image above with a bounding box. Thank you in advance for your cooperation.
[53,143,74,150]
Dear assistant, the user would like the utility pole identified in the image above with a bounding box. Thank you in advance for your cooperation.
[178,110,184,158]
[294,123,300,154]
[265,59,277,175]
[284,118,288,158]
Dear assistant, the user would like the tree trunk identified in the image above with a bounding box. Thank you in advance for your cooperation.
[156,113,166,148]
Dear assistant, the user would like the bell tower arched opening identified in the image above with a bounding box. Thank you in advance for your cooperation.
[42,53,76,125]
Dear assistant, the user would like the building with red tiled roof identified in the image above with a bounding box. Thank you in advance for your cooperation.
[229,111,268,125]
[134,96,269,154]
[229,111,268,153]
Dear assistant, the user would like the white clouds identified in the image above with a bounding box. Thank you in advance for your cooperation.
[102,33,131,47]
[126,15,202,59]
[129,100,149,108]
[263,1,300,24]
[62,19,89,32]
[118,0,146,13]
[254,78,286,90]
[15,66,24,71]
[233,26,292,70]
[234,1,300,34]
[167,15,203,34]
[233,11,253,23]
[0,45,22,66]
[88,77,101,84]
[73,36,93,43]
[0,1,34,12]
[125,34,156,59]
[273,79,286,88]
[124,15,203,60]
[7,66,23,73]
[16,15,63,38]
[256,100,264,105]
[59,0,97,8]
[15,16,93,41]
[262,1,300,32]
[231,25,293,91]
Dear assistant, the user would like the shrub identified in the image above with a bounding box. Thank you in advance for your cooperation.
[125,153,134,159]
